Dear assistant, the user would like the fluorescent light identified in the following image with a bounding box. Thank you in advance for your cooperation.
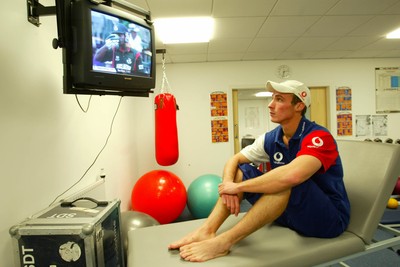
[386,27,400,39]
[255,92,273,97]
[154,17,214,44]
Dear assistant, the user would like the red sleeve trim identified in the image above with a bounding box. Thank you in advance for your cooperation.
[297,130,338,172]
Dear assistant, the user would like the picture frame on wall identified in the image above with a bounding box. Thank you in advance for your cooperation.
[375,67,400,113]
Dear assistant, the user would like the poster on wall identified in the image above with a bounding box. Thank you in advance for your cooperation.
[355,115,388,138]
[336,87,352,111]
[211,118,229,143]
[244,107,260,129]
[210,91,228,143]
[355,115,371,137]
[210,91,228,116]
[337,113,353,136]
[375,67,400,113]
[372,115,388,136]
[336,87,353,136]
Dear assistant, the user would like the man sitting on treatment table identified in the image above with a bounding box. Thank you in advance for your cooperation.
[168,80,350,262]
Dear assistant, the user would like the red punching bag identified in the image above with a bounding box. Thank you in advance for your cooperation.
[155,52,179,165]
[155,93,179,165]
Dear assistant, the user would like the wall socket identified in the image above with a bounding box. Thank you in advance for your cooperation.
[99,168,106,179]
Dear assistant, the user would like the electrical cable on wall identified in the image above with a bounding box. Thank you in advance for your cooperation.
[75,94,93,113]
[49,96,123,206]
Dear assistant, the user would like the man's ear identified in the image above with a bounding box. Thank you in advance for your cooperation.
[295,102,305,112]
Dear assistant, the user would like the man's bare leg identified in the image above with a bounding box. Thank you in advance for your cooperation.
[168,169,244,250]
[168,197,232,250]
[179,189,290,262]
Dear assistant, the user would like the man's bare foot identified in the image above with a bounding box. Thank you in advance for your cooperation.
[168,228,215,250]
[179,236,231,262]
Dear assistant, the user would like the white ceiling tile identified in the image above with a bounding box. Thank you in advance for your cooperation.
[242,51,282,60]
[325,36,381,50]
[327,0,399,15]
[208,39,253,53]
[382,1,400,14]
[378,50,400,57]
[361,38,400,50]
[164,43,209,54]
[271,0,340,15]
[248,37,297,52]
[213,0,276,17]
[287,37,340,51]
[208,53,245,62]
[344,50,388,58]
[169,54,208,63]
[349,15,400,36]
[310,50,353,59]
[214,17,266,39]
[304,15,373,36]
[258,16,320,37]
[146,0,213,17]
[275,50,318,59]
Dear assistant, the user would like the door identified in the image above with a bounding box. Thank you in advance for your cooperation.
[309,87,329,129]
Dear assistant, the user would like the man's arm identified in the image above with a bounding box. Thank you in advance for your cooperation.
[93,45,110,62]
[220,152,251,215]
[219,154,322,196]
[222,152,251,182]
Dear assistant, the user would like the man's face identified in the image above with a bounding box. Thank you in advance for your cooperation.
[118,33,126,44]
[268,91,297,124]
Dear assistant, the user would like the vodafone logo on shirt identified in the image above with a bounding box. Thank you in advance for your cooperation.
[310,136,324,147]
[273,152,285,165]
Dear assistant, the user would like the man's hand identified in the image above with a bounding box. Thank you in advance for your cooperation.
[219,182,241,216]
[220,194,241,216]
[105,34,120,50]
[218,181,240,195]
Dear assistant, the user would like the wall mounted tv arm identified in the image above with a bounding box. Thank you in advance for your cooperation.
[26,0,152,49]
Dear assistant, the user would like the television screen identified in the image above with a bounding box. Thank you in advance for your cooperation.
[62,0,156,97]
[91,9,153,77]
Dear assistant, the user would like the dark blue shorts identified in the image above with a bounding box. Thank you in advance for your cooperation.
[238,164,348,238]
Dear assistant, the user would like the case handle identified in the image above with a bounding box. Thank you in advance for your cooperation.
[60,197,109,207]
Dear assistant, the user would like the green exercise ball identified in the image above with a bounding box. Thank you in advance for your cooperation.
[187,174,222,219]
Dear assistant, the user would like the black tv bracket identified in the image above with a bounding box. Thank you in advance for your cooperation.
[27,0,56,27]
[27,0,152,27]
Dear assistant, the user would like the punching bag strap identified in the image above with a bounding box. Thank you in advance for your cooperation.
[157,53,179,111]
[160,52,171,94]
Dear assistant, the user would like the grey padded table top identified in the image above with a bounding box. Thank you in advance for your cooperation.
[127,213,364,267]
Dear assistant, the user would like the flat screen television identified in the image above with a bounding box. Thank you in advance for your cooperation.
[62,0,155,96]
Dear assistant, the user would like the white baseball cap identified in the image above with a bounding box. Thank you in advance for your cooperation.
[266,80,311,107]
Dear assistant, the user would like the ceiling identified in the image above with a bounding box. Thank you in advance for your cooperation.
[125,0,400,64]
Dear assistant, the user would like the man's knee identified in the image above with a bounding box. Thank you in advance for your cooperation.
[234,168,244,183]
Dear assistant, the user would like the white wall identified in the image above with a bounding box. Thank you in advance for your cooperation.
[2,1,400,266]
[1,1,153,266]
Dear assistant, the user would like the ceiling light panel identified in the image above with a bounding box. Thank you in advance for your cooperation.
[154,17,214,44]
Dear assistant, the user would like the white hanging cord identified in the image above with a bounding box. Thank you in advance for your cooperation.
[160,53,171,94]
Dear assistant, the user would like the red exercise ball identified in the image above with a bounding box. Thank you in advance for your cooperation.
[131,170,187,224]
